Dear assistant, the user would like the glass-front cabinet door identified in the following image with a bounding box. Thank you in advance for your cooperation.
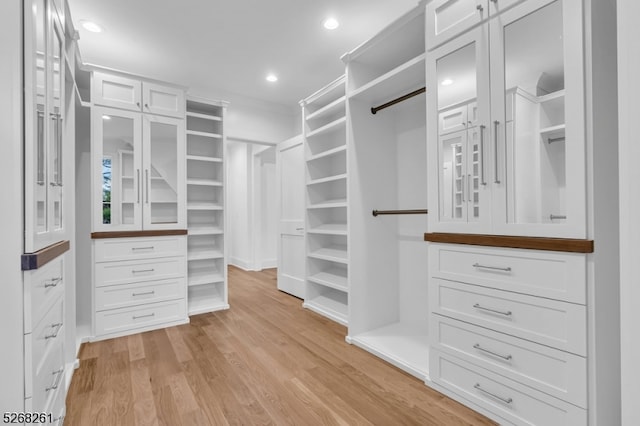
[48,10,64,234]
[142,115,185,229]
[490,0,585,238]
[427,26,491,233]
[92,107,142,231]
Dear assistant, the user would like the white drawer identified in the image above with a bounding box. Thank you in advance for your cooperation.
[47,379,67,425]
[430,349,587,426]
[95,299,187,337]
[30,338,64,412]
[430,278,586,355]
[94,257,185,288]
[23,256,64,333]
[94,236,186,262]
[30,299,65,380]
[429,244,587,304]
[431,315,587,408]
[95,278,186,311]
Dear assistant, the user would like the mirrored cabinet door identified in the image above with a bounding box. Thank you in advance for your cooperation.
[33,0,48,238]
[428,26,491,232]
[490,0,585,237]
[143,115,185,229]
[48,11,64,233]
[93,107,142,231]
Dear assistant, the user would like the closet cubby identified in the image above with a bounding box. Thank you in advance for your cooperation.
[301,75,349,325]
[344,3,428,380]
[185,97,229,315]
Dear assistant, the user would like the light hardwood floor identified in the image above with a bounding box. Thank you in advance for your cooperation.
[65,266,496,425]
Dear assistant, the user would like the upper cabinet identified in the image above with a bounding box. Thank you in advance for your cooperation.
[427,0,586,238]
[93,71,185,118]
[24,0,67,252]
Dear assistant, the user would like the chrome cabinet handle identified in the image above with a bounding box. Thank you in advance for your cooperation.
[45,322,63,339]
[493,120,500,184]
[132,268,155,274]
[46,368,64,392]
[473,343,512,361]
[137,169,141,203]
[550,214,567,220]
[145,169,150,204]
[136,102,141,108]
[474,383,513,404]
[473,262,511,272]
[467,174,472,203]
[479,125,487,185]
[133,313,155,320]
[473,303,512,317]
[461,172,466,202]
[144,103,149,109]
[132,290,155,296]
[44,277,62,288]
[476,4,484,12]
[131,246,154,251]
[295,227,304,231]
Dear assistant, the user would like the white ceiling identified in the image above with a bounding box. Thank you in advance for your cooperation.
[67,0,419,109]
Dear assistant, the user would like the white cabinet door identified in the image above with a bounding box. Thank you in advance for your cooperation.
[276,135,306,299]
[93,72,142,111]
[426,0,488,51]
[142,82,185,118]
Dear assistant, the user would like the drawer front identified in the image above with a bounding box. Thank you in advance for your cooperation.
[31,299,65,377]
[94,236,186,262]
[430,279,587,355]
[429,244,587,304]
[95,299,187,337]
[31,339,64,412]
[95,257,185,288]
[431,315,586,407]
[430,349,587,426]
[24,256,64,333]
[95,278,186,311]
[47,380,67,425]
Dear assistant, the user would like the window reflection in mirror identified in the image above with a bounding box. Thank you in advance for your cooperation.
[102,115,135,226]
[504,0,565,225]
[149,121,179,224]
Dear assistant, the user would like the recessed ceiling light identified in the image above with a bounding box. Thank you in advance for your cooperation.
[81,20,104,33]
[102,115,111,120]
[441,78,454,86]
[266,74,278,83]
[323,18,339,30]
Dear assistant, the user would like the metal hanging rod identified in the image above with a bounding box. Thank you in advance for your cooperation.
[371,87,426,115]
[372,209,428,217]
[547,136,565,144]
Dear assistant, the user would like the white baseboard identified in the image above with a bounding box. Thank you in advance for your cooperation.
[228,257,254,271]
[261,258,277,269]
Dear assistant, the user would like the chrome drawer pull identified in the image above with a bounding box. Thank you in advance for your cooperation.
[133,313,155,320]
[132,290,155,296]
[131,268,155,274]
[54,415,65,426]
[45,322,63,339]
[131,246,154,251]
[473,343,512,361]
[474,383,513,404]
[44,277,62,288]
[549,214,567,220]
[473,303,512,317]
[472,263,511,272]
[45,368,64,392]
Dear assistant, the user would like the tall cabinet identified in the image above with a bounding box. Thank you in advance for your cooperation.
[185,97,229,315]
[89,70,189,341]
[300,76,349,325]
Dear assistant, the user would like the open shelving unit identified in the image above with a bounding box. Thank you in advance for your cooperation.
[300,75,349,326]
[185,97,229,315]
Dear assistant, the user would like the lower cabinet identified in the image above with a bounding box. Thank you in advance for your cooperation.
[427,243,588,425]
[92,235,188,341]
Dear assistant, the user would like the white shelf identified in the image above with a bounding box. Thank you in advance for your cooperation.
[188,226,224,236]
[307,116,347,138]
[188,271,225,287]
[307,224,347,235]
[306,98,346,122]
[303,294,348,326]
[307,173,347,186]
[349,53,425,105]
[307,270,348,292]
[186,111,222,121]
[188,301,229,316]
[307,199,347,209]
[538,89,565,104]
[307,145,347,162]
[188,250,224,261]
[186,155,223,163]
[187,202,223,211]
[308,246,348,264]
[540,124,566,137]
[186,130,222,139]
[350,321,429,381]
[187,178,223,187]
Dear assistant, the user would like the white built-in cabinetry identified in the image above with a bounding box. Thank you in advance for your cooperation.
[342,4,429,380]
[300,76,349,325]
[89,70,188,340]
[185,97,229,315]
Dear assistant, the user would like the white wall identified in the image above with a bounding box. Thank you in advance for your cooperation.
[617,1,640,424]
[258,147,277,269]
[227,141,251,269]
[0,0,25,412]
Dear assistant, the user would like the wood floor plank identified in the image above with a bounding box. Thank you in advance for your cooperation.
[66,266,496,426]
